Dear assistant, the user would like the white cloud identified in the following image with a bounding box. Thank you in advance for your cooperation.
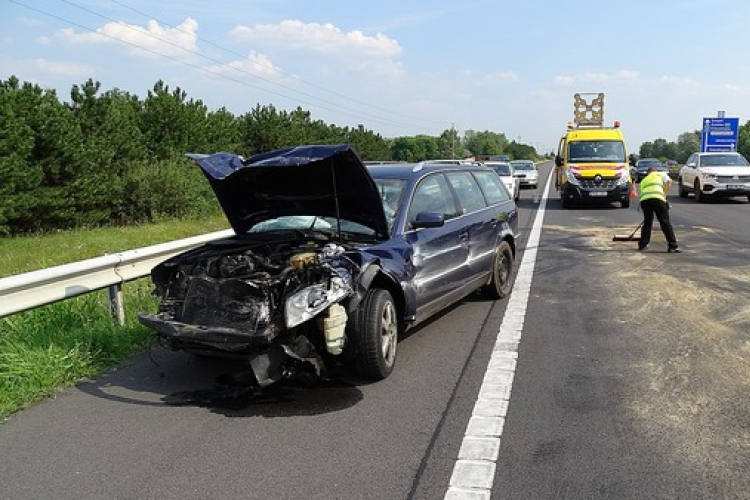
[553,70,639,87]
[31,58,94,77]
[59,18,199,60]
[231,20,401,57]
[207,50,287,79]
[230,19,403,77]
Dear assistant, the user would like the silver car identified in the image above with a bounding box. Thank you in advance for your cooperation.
[485,161,520,201]
[677,152,750,203]
[509,160,539,189]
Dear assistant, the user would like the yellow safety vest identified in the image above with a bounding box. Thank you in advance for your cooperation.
[639,172,666,202]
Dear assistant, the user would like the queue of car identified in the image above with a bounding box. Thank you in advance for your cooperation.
[139,145,520,388]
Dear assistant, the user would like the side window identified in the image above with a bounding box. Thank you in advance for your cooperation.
[445,171,488,214]
[407,174,459,226]
[473,170,510,204]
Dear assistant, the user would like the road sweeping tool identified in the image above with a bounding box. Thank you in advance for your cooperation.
[612,221,643,242]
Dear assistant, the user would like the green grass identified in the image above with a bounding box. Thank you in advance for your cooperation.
[0,216,230,420]
[0,214,229,277]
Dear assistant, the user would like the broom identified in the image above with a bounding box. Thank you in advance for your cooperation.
[612,221,643,242]
[612,181,642,242]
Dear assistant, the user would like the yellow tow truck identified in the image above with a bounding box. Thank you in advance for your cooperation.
[555,93,633,208]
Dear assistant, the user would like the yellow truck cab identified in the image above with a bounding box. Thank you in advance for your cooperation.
[555,93,632,208]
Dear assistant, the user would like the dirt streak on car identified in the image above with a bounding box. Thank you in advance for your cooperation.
[139,145,518,389]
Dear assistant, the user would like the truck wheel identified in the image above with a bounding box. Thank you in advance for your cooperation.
[621,198,630,209]
[353,288,398,380]
[561,191,571,208]
[482,241,514,300]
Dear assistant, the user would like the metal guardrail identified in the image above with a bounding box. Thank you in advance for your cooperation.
[0,229,234,325]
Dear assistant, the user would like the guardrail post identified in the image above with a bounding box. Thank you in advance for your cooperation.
[107,284,125,326]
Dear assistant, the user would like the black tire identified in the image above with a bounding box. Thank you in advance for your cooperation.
[621,198,630,209]
[561,190,571,209]
[482,241,514,300]
[694,180,704,203]
[352,288,398,380]
[678,177,688,198]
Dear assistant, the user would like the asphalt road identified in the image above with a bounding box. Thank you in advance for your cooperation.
[2,162,749,499]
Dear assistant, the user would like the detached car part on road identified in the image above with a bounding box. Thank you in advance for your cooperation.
[139,145,518,388]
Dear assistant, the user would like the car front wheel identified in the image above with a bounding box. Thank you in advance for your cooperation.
[694,180,704,203]
[483,241,514,300]
[678,177,688,198]
[352,288,398,380]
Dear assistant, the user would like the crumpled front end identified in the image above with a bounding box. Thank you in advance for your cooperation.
[139,240,358,386]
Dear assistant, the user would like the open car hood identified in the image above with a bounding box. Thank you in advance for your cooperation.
[188,145,389,240]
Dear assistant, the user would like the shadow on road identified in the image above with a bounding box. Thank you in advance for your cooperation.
[76,348,364,418]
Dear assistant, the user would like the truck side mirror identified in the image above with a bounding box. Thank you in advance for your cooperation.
[554,155,563,167]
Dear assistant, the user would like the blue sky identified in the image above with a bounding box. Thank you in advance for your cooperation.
[2,0,749,154]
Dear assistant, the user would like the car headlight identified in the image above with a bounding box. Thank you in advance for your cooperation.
[701,173,717,180]
[616,173,630,185]
[565,169,580,186]
[284,276,351,328]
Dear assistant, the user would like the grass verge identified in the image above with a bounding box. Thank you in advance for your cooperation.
[0,216,229,420]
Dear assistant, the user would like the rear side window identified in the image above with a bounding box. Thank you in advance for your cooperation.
[445,171,488,214]
[473,170,510,204]
[407,173,459,225]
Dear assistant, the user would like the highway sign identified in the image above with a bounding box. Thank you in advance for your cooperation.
[701,117,739,152]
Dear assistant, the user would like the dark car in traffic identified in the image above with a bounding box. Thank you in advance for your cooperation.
[139,145,518,388]
[631,158,668,183]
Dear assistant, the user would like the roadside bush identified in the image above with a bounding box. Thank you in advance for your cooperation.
[118,158,221,224]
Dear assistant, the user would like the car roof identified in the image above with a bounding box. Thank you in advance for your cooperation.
[366,162,491,180]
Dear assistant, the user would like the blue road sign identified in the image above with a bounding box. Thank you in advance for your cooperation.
[701,117,739,152]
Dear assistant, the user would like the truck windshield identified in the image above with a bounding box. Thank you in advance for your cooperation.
[568,141,625,163]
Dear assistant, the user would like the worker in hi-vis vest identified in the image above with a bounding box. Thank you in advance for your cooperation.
[638,166,680,253]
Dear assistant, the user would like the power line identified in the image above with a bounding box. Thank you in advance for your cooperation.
[110,0,438,128]
[8,0,446,134]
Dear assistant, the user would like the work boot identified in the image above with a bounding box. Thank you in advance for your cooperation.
[638,244,649,251]
[667,246,681,253]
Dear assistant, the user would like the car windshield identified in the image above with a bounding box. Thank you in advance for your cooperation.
[248,215,376,237]
[510,162,535,171]
[637,160,663,169]
[701,154,750,167]
[373,178,407,233]
[568,141,626,162]
[489,163,512,176]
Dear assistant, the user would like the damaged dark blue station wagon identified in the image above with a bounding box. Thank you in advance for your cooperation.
[139,145,518,387]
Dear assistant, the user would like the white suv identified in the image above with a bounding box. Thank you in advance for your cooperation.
[678,152,750,203]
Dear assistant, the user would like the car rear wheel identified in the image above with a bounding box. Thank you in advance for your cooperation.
[352,288,398,380]
[694,180,704,203]
[678,177,688,198]
[483,241,514,300]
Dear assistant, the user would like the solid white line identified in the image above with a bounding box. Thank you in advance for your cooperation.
[445,166,554,499]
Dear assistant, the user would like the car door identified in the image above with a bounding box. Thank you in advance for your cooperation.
[444,170,496,283]
[403,173,469,313]
[682,153,698,188]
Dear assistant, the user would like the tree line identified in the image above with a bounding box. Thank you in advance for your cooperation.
[0,76,535,236]
[639,124,750,163]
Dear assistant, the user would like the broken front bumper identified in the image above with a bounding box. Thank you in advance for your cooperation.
[138,312,282,352]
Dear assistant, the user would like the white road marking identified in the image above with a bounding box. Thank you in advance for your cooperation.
[445,167,554,499]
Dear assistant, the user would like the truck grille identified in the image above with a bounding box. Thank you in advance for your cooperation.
[579,178,618,189]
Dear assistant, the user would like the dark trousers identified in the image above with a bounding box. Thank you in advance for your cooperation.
[639,198,678,249]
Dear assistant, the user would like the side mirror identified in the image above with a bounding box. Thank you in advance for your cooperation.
[554,155,563,167]
[411,212,445,229]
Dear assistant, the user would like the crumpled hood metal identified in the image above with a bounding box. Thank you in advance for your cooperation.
[187,145,390,240]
